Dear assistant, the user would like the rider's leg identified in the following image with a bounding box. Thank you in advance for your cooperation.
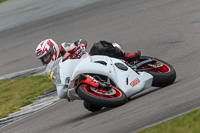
[89,40,141,61]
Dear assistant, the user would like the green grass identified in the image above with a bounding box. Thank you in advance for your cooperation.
[0,75,55,119]
[0,0,8,3]
[137,109,200,133]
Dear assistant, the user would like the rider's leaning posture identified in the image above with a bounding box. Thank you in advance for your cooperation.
[35,39,141,65]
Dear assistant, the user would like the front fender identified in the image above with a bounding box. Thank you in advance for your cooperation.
[75,77,99,92]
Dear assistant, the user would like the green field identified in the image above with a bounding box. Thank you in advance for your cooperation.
[0,75,55,119]
[137,109,200,133]
[0,0,7,3]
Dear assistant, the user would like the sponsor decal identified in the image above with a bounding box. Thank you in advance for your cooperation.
[130,78,140,87]
[50,71,54,79]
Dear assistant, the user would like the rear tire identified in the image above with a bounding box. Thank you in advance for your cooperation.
[138,56,176,87]
[77,83,127,107]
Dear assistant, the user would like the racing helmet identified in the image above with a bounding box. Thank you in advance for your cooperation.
[35,39,59,65]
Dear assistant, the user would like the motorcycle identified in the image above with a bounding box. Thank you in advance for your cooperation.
[46,53,176,112]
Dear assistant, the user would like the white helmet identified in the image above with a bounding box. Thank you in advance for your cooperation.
[35,39,59,65]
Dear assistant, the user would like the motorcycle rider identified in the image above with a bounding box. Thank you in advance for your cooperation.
[35,39,60,65]
[35,39,141,65]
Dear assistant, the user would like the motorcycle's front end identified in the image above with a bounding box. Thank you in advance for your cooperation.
[45,58,62,85]
[45,57,76,101]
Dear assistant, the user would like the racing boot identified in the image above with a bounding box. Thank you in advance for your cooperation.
[124,50,141,62]
[114,47,141,62]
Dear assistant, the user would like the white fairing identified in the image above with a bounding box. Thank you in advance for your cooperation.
[47,53,153,100]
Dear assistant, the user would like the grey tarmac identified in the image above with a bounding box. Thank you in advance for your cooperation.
[1,0,200,133]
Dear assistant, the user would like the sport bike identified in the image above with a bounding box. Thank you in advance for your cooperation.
[46,53,176,112]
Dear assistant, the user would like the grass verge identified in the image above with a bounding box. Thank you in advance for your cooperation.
[0,0,8,3]
[0,75,55,119]
[137,109,200,133]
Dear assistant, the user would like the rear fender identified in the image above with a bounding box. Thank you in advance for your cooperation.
[136,58,157,69]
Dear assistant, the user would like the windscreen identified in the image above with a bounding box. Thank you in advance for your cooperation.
[45,58,62,84]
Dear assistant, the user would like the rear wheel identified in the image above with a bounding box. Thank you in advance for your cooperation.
[77,83,127,107]
[137,56,176,87]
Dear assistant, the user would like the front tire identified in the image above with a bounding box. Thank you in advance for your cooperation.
[83,101,102,112]
[77,83,127,107]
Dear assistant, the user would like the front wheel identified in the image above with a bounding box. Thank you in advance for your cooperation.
[137,56,176,87]
[83,101,102,112]
[77,83,127,107]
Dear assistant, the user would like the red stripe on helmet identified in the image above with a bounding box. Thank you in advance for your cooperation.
[45,48,48,52]
[40,41,44,47]
[47,39,54,47]
[36,50,43,55]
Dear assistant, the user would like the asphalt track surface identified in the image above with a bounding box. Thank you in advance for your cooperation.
[1,0,200,133]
